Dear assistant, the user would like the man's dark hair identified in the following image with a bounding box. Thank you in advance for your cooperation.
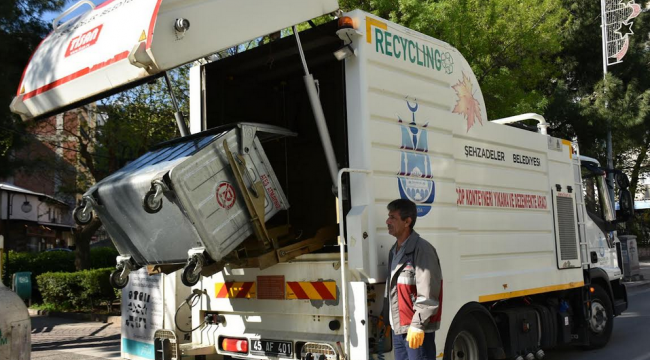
[387,199,417,229]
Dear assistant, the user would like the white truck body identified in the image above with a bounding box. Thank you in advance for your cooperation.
[12,1,629,359]
[183,10,616,359]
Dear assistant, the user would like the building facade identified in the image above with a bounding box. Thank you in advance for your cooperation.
[0,184,72,252]
[1,105,99,251]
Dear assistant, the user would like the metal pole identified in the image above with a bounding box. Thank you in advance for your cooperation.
[0,235,4,283]
[600,0,616,206]
[4,192,10,285]
[293,26,340,191]
[601,0,608,79]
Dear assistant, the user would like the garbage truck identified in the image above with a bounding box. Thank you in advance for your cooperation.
[11,0,634,359]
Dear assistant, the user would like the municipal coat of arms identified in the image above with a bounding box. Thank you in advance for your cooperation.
[397,98,435,216]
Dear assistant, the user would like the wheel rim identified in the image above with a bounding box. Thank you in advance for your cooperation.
[146,194,161,211]
[112,271,128,288]
[589,301,608,334]
[75,208,91,223]
[452,330,479,360]
[78,213,90,222]
[186,272,199,284]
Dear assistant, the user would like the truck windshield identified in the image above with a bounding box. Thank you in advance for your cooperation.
[581,167,615,222]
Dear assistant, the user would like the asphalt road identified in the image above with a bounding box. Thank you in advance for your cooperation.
[30,283,650,360]
[544,283,650,360]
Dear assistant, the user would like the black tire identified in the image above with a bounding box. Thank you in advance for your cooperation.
[73,205,93,225]
[143,189,163,213]
[109,270,129,289]
[181,261,201,287]
[444,315,488,360]
[584,284,614,349]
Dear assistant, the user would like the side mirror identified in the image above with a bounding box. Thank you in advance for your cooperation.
[615,172,630,189]
[617,189,634,222]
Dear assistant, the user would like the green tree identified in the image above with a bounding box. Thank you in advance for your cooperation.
[94,68,189,176]
[547,1,650,199]
[578,75,650,172]
[0,0,65,177]
[340,0,569,119]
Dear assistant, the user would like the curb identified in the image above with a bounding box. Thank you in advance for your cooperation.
[28,309,121,324]
[624,280,650,289]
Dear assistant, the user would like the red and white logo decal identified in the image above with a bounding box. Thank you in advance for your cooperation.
[216,182,237,210]
[260,174,282,210]
[65,24,103,57]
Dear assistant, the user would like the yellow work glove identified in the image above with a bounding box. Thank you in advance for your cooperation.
[406,326,424,349]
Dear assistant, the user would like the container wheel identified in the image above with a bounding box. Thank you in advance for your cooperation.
[584,284,614,349]
[444,315,487,360]
[73,204,93,225]
[181,261,201,287]
[109,269,129,289]
[143,189,163,213]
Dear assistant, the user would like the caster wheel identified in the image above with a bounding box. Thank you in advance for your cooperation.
[181,261,201,287]
[109,269,129,289]
[143,189,163,213]
[73,203,93,225]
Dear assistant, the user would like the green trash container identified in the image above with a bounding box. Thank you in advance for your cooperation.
[12,271,32,300]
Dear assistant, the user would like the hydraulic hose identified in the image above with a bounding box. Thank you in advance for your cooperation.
[174,289,206,333]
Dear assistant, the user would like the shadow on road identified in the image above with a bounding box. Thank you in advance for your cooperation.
[32,334,121,351]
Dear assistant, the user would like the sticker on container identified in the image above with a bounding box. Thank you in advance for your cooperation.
[65,25,103,57]
[261,174,282,210]
[216,182,237,210]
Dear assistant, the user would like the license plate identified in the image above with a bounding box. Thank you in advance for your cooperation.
[250,339,293,358]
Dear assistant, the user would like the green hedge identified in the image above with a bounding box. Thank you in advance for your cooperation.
[6,250,76,277]
[90,247,121,268]
[3,247,119,281]
[36,268,117,311]
[2,247,119,303]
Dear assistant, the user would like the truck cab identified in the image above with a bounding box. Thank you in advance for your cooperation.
[579,155,631,315]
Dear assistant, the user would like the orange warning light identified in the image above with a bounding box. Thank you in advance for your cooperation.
[338,16,355,29]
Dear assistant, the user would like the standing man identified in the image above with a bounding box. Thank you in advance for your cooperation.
[382,199,443,360]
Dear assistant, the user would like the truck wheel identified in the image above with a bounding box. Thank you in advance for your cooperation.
[584,284,613,349]
[109,270,129,289]
[143,189,163,213]
[181,261,201,287]
[444,315,487,360]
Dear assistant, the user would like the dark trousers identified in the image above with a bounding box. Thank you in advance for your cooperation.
[392,330,436,360]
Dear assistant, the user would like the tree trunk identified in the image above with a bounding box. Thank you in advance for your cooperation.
[629,137,650,199]
[74,218,103,270]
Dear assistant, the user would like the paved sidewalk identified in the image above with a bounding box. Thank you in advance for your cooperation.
[31,315,121,359]
[623,260,650,289]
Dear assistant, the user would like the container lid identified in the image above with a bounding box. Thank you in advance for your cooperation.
[11,0,339,120]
